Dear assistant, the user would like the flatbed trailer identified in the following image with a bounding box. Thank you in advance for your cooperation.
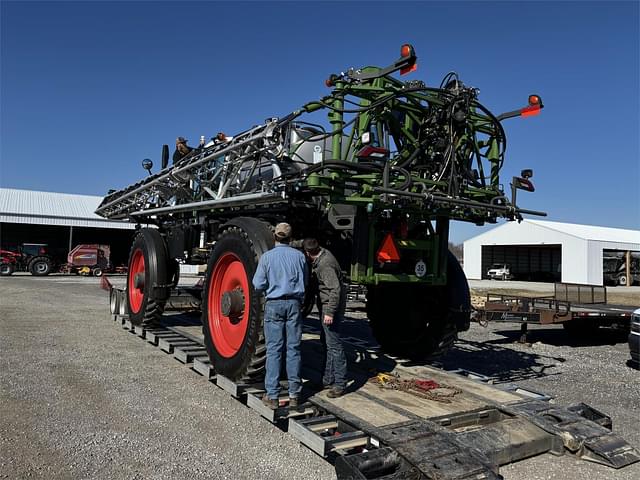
[476,283,637,341]
[108,287,639,479]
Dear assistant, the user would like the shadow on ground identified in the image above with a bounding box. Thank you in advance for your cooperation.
[486,326,630,348]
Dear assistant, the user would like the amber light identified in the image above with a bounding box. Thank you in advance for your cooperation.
[401,44,413,57]
[528,94,542,106]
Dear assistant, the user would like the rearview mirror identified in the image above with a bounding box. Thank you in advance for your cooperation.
[142,158,153,175]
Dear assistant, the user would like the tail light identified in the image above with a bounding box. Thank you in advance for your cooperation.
[356,145,390,160]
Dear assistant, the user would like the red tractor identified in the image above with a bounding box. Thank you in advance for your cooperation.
[0,243,54,276]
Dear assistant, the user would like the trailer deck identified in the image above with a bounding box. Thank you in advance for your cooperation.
[477,283,638,341]
[109,288,639,479]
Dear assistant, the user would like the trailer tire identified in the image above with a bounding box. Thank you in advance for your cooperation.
[126,228,169,326]
[0,263,14,276]
[366,252,469,359]
[92,267,103,277]
[29,257,52,276]
[202,218,273,381]
[109,288,120,314]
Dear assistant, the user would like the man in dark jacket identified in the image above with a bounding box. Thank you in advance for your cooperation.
[303,238,347,398]
[172,136,193,164]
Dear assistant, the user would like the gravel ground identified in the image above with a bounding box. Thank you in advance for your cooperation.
[0,275,334,480]
[1,275,638,480]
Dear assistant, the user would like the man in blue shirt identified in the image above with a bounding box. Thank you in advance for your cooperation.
[252,222,307,409]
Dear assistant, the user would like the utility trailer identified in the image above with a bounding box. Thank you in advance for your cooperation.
[108,295,640,479]
[476,282,638,341]
[97,44,548,381]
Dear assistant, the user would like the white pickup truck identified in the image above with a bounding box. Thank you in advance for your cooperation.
[487,263,512,280]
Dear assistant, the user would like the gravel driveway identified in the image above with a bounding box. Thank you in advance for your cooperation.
[0,275,334,480]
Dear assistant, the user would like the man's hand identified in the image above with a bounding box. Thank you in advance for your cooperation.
[323,314,333,325]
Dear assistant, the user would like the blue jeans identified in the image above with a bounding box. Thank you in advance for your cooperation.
[320,311,347,390]
[263,299,303,399]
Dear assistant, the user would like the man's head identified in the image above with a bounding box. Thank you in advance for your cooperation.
[216,132,227,142]
[274,222,292,244]
[176,136,188,146]
[303,238,321,258]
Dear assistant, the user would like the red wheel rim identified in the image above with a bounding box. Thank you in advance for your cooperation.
[128,248,145,313]
[208,252,250,358]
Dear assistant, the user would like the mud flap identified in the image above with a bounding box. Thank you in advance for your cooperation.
[507,400,640,468]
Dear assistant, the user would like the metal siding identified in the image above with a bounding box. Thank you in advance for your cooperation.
[586,241,604,286]
[528,220,640,246]
[0,214,135,230]
[0,188,134,230]
[559,238,589,284]
[463,241,483,279]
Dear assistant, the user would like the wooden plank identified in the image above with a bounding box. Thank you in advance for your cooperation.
[134,325,147,338]
[159,338,198,354]
[146,332,181,346]
[289,417,332,456]
[216,374,259,398]
[357,381,484,419]
[174,347,208,364]
[246,392,314,423]
[192,358,215,379]
[314,389,409,427]
[404,365,521,405]
[326,431,369,452]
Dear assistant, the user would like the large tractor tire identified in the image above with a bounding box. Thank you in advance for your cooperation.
[29,257,52,276]
[126,228,170,326]
[0,263,14,276]
[202,217,274,381]
[366,252,470,359]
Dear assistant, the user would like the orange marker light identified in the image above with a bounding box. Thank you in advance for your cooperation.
[401,44,413,57]
[376,233,401,263]
[400,63,418,76]
[520,105,541,117]
[528,95,541,106]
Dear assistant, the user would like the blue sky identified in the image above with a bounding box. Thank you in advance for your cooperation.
[1,1,638,243]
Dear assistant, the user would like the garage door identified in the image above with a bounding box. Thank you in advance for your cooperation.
[481,245,561,282]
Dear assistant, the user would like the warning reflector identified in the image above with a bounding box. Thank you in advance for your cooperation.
[376,233,401,263]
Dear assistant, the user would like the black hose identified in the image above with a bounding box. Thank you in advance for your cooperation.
[302,160,383,176]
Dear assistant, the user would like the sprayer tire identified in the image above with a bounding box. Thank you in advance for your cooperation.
[126,229,170,326]
[202,218,273,382]
[367,252,470,359]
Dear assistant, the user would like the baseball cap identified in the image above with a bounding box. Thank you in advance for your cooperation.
[274,222,292,240]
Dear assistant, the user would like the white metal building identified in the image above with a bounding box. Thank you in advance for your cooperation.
[0,188,135,264]
[463,220,640,285]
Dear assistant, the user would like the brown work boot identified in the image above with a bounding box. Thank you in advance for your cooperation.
[289,397,299,409]
[262,395,278,409]
[327,387,345,398]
